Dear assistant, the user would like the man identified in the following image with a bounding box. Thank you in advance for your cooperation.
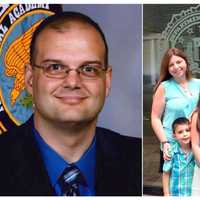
[0,12,141,196]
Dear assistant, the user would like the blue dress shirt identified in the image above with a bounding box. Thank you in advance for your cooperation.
[33,128,96,196]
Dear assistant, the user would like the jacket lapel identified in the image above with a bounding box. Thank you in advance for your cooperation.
[10,117,55,195]
[95,128,125,196]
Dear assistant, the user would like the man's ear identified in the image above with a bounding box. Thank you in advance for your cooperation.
[105,65,112,97]
[24,64,33,95]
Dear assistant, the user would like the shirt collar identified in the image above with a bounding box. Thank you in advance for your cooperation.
[33,127,96,190]
[173,141,191,155]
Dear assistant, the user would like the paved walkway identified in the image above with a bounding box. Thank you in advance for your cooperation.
[143,117,163,196]
[143,85,163,195]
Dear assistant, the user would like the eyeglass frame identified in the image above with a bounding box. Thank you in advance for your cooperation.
[32,63,109,80]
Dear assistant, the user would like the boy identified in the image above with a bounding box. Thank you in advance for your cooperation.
[162,117,195,196]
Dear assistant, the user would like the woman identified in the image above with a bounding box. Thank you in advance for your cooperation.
[151,47,200,170]
[191,98,200,195]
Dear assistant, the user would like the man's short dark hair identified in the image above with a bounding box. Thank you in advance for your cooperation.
[30,11,108,65]
[172,117,190,133]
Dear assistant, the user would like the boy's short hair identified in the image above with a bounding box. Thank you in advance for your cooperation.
[172,117,189,133]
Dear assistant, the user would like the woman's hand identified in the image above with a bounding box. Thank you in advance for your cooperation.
[163,142,171,160]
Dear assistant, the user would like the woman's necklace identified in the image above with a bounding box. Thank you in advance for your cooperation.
[180,82,193,96]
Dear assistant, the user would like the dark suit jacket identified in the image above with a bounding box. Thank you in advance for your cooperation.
[0,117,141,196]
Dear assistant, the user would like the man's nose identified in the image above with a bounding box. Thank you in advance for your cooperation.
[62,70,81,89]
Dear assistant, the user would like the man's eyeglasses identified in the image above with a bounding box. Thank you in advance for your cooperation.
[33,63,107,80]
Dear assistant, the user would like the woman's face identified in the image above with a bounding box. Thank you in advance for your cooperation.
[168,55,187,80]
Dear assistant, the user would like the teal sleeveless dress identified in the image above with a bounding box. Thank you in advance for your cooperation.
[162,78,200,143]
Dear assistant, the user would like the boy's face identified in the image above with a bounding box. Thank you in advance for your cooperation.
[174,123,191,145]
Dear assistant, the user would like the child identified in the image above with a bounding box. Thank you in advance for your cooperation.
[162,117,195,196]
